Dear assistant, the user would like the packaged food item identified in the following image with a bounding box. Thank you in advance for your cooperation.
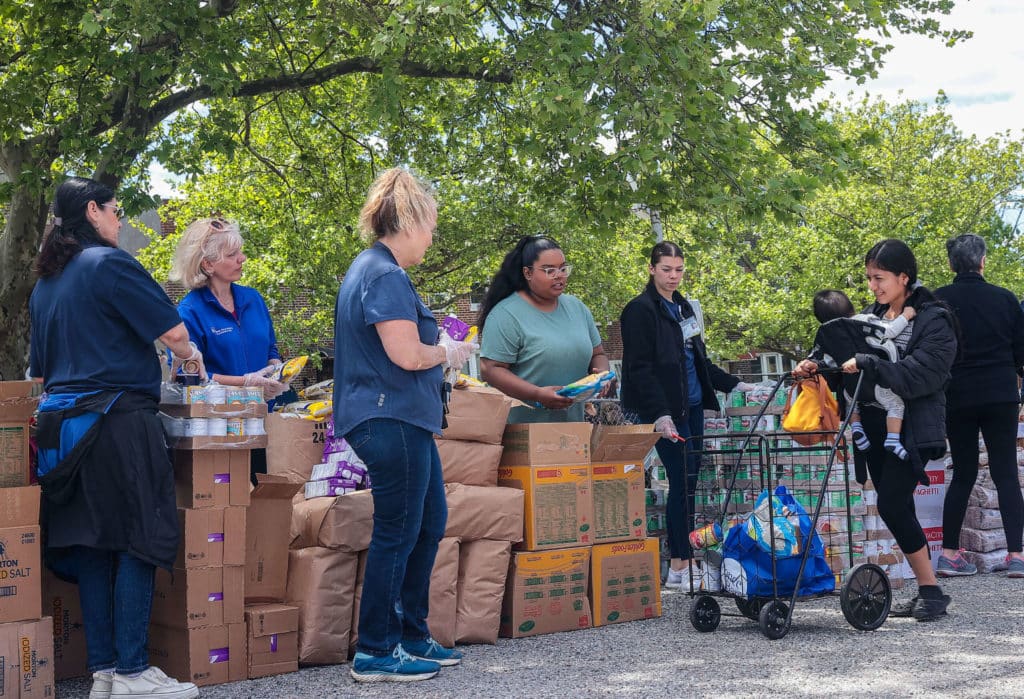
[226,418,245,436]
[441,314,477,342]
[270,356,309,383]
[206,384,227,405]
[304,478,359,499]
[555,370,616,402]
[245,418,266,435]
[208,417,228,436]
[278,400,333,419]
[454,373,486,388]
[299,379,333,400]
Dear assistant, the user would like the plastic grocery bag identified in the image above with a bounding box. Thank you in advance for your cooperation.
[721,486,835,600]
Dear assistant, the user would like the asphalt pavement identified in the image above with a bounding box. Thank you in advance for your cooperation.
[57,572,1024,698]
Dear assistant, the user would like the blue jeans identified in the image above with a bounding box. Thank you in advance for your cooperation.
[345,418,447,656]
[70,546,155,674]
[655,405,705,561]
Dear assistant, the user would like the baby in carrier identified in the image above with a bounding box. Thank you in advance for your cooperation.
[810,290,916,460]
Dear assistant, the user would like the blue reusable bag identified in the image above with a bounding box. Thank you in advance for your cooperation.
[721,485,835,600]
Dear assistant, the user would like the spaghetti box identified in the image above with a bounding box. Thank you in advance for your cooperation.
[499,422,592,467]
[0,381,37,488]
[500,547,591,638]
[151,566,245,629]
[175,507,246,569]
[590,425,659,544]
[173,450,252,509]
[0,486,42,624]
[147,623,247,687]
[590,538,662,627]
[245,603,299,679]
[497,463,593,551]
[0,616,54,699]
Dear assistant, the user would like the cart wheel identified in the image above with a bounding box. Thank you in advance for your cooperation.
[841,563,891,631]
[689,595,721,633]
[758,600,791,640]
[734,597,765,621]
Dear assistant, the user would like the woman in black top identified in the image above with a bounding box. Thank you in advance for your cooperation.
[620,242,752,591]
[797,239,958,621]
[934,234,1024,578]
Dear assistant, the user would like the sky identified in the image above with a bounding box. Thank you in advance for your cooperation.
[828,1,1024,140]
[149,1,1024,198]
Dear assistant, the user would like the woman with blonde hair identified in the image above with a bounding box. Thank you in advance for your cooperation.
[334,168,476,682]
[171,217,287,482]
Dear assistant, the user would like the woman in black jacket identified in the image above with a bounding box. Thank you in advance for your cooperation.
[620,242,752,591]
[798,239,958,621]
[934,234,1024,578]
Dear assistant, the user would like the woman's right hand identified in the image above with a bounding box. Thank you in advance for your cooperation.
[793,359,818,378]
[534,386,574,410]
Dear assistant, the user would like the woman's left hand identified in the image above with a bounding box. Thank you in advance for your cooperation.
[842,358,859,374]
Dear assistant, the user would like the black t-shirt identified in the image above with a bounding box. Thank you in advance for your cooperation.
[29,244,182,399]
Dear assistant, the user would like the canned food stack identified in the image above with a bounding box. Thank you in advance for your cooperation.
[148,380,270,686]
[0,380,55,697]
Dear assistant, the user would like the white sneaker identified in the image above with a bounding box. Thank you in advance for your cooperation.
[110,666,199,698]
[664,566,695,592]
[89,671,114,699]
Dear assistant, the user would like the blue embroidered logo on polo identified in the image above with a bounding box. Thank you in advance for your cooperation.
[210,326,234,335]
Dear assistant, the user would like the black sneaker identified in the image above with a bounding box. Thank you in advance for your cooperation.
[890,597,917,618]
[912,594,951,622]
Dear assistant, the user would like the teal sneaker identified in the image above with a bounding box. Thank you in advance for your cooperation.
[350,645,440,683]
[403,637,463,667]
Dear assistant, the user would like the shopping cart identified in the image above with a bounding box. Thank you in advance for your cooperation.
[682,370,892,639]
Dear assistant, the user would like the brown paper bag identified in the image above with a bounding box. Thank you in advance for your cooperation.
[290,490,374,551]
[444,483,524,542]
[455,539,512,644]
[426,537,460,647]
[284,547,358,664]
[436,438,503,487]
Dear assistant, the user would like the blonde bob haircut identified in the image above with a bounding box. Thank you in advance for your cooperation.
[359,168,436,244]
[169,217,245,290]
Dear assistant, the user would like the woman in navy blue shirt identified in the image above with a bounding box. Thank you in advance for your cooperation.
[171,217,288,483]
[30,177,200,699]
[334,168,476,683]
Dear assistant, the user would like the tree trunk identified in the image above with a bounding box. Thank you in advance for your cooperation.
[0,142,52,381]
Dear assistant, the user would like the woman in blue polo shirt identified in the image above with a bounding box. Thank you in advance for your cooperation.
[334,168,476,683]
[170,217,288,482]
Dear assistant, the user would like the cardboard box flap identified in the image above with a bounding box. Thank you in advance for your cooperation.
[452,384,528,408]
[0,380,36,400]
[252,474,303,501]
[0,485,40,527]
[245,604,299,637]
[590,424,659,463]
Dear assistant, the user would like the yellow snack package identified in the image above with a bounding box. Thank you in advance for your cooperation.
[271,356,309,384]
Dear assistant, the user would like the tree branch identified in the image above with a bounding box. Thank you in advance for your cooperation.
[144,56,515,129]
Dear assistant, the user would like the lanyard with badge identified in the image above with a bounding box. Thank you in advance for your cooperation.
[677,304,701,344]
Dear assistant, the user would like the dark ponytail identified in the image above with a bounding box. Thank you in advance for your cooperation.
[35,177,116,278]
[478,235,561,330]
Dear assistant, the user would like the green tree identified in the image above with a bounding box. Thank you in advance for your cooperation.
[0,0,965,377]
[681,97,1024,362]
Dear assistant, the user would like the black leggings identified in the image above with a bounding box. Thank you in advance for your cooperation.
[942,402,1023,553]
[861,407,928,555]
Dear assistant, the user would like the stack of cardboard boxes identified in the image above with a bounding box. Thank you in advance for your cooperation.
[497,421,663,637]
[146,399,267,687]
[0,380,54,698]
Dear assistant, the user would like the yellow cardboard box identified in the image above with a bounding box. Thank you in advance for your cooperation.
[590,424,659,544]
[497,463,592,551]
[500,547,591,638]
[590,538,662,627]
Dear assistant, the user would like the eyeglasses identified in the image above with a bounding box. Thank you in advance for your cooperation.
[533,264,573,279]
[102,202,125,219]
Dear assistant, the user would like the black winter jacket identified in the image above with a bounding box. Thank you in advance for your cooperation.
[620,285,739,423]
[853,301,957,484]
[934,272,1024,410]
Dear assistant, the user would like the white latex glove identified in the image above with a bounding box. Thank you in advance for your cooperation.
[170,342,208,381]
[654,415,681,442]
[439,334,478,373]
[244,365,289,399]
[735,381,758,392]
